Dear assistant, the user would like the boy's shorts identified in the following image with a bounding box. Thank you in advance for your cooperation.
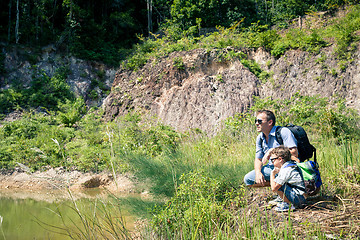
[280,184,307,208]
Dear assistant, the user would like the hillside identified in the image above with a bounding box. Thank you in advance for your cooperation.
[103,8,360,133]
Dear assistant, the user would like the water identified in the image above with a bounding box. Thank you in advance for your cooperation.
[0,189,140,240]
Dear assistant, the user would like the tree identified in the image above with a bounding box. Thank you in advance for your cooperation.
[169,0,256,31]
[15,0,19,43]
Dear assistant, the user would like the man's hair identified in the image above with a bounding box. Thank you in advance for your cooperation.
[271,145,291,162]
[257,110,276,126]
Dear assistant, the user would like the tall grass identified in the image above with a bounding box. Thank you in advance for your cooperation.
[38,193,134,240]
[2,93,360,239]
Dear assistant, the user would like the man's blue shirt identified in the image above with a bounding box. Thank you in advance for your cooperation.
[255,126,297,161]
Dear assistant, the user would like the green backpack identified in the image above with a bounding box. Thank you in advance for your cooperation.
[286,161,322,196]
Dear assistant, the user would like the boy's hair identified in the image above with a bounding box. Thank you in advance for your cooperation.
[271,145,291,162]
[257,110,276,126]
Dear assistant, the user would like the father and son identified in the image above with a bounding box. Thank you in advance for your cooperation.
[244,110,307,212]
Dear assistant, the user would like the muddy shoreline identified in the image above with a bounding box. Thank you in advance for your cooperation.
[0,167,136,201]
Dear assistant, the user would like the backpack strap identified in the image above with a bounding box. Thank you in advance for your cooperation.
[275,126,283,145]
[283,162,306,192]
[312,145,317,163]
[284,161,297,168]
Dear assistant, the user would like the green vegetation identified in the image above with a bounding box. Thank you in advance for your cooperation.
[1,0,358,66]
[1,1,360,238]
[0,66,74,114]
[10,94,357,239]
[123,5,360,75]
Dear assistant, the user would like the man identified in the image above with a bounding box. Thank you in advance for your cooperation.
[243,110,299,187]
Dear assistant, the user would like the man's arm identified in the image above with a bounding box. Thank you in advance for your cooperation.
[289,147,300,163]
[254,157,266,185]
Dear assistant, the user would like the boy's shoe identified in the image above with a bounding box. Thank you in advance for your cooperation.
[274,202,296,212]
[268,196,283,206]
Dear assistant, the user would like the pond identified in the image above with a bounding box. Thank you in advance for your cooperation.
[0,189,149,239]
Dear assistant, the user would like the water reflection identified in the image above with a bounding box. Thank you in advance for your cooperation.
[0,189,145,239]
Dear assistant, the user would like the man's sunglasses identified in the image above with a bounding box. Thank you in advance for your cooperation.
[255,119,264,124]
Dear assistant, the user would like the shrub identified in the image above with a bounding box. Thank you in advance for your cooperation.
[250,93,360,140]
[173,56,185,70]
[57,98,87,127]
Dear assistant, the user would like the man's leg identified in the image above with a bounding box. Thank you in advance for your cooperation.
[244,164,274,187]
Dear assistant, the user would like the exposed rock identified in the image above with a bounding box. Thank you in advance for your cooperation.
[104,49,259,134]
[1,45,116,108]
[103,44,360,133]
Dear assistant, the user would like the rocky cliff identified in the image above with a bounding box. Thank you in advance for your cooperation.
[1,44,116,108]
[103,44,360,133]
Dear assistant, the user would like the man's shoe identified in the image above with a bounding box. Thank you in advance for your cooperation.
[274,202,296,212]
[268,196,283,206]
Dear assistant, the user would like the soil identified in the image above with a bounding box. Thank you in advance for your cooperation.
[241,187,360,239]
[0,167,136,202]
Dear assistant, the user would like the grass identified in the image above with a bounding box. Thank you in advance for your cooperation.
[1,98,360,238]
[141,136,360,239]
[43,120,359,239]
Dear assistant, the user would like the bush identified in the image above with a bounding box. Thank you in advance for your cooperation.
[250,93,360,140]
[57,98,87,127]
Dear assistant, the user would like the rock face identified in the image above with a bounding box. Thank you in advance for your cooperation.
[2,40,359,134]
[1,44,116,108]
[104,49,260,133]
[103,44,360,133]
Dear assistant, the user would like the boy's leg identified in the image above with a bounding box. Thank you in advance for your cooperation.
[281,185,307,208]
[273,189,291,204]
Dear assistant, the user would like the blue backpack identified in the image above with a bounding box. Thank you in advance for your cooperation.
[285,161,322,196]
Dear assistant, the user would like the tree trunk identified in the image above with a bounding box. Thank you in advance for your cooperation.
[147,0,153,36]
[15,0,20,44]
[8,0,12,43]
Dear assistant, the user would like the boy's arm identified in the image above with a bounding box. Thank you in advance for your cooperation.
[270,168,282,192]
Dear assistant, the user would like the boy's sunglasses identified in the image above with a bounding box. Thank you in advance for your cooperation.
[255,119,264,124]
[270,157,279,163]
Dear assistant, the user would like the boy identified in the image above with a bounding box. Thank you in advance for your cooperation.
[269,145,307,212]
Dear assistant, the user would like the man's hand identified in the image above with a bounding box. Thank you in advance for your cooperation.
[262,148,273,164]
[255,171,266,185]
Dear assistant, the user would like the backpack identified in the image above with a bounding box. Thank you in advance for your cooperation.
[276,124,321,196]
[285,161,322,196]
[275,124,316,162]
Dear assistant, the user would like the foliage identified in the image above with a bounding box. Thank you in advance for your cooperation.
[0,52,5,75]
[57,98,87,127]
[173,56,185,70]
[151,171,246,238]
[0,66,74,114]
[271,28,328,57]
[249,93,360,140]
[327,4,360,59]
[1,0,148,65]
[169,0,256,31]
[0,112,75,170]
